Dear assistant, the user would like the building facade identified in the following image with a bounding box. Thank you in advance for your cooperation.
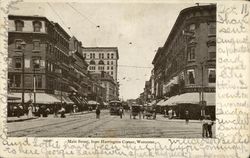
[8,15,98,113]
[151,5,216,119]
[90,72,118,102]
[82,47,119,101]
[8,15,73,105]
[82,47,119,82]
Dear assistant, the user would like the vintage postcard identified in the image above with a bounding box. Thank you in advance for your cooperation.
[0,0,249,158]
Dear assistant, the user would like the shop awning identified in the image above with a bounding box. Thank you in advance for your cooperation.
[163,93,215,106]
[54,94,74,105]
[63,96,74,104]
[69,86,78,92]
[156,99,165,106]
[162,95,180,106]
[81,98,87,104]
[9,93,60,104]
[7,93,21,101]
[149,100,157,106]
[71,96,81,104]
[88,100,100,105]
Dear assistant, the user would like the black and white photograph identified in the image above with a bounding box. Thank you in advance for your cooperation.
[7,2,216,138]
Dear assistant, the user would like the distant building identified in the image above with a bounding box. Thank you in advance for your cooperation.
[90,71,118,102]
[82,47,119,101]
[68,36,89,105]
[82,47,119,82]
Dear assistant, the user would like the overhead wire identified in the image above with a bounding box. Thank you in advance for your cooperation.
[66,3,98,27]
[118,64,153,69]
[47,2,73,35]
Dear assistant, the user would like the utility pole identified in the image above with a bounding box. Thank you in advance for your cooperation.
[20,41,26,106]
[33,68,36,107]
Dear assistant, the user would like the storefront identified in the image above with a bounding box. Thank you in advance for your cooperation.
[7,92,61,117]
[162,92,215,120]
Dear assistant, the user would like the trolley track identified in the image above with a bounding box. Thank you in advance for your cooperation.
[8,112,109,137]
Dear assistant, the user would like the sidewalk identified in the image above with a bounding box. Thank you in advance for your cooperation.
[7,115,38,123]
[66,110,94,116]
[157,115,204,123]
[7,111,95,123]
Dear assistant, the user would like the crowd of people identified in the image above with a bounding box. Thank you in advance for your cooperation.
[10,103,214,138]
[10,103,76,119]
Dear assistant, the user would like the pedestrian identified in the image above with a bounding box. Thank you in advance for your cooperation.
[45,107,50,117]
[60,106,66,118]
[202,116,208,138]
[17,104,23,118]
[73,105,77,113]
[153,108,157,119]
[119,107,123,119]
[185,110,189,124]
[96,106,100,119]
[168,109,172,119]
[27,104,33,118]
[35,106,40,117]
[207,115,214,138]
[13,105,17,117]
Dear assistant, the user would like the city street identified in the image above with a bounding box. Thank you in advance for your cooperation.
[8,110,214,138]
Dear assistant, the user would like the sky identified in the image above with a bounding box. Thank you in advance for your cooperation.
[9,1,195,100]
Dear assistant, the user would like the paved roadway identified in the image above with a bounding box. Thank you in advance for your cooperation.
[8,110,214,138]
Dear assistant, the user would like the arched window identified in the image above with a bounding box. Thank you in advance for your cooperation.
[15,20,24,31]
[98,60,104,65]
[89,60,96,65]
[33,21,42,32]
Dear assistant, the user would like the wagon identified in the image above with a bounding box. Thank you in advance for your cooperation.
[130,105,141,119]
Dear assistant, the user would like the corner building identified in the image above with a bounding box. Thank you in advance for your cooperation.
[152,5,216,119]
[7,15,81,112]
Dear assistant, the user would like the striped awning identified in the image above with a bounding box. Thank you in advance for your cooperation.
[156,99,165,106]
[8,93,60,104]
[162,93,215,106]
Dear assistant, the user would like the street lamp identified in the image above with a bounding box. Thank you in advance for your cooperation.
[200,60,207,118]
[33,59,40,107]
[20,41,26,107]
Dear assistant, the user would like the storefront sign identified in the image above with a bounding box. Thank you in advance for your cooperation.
[184,87,215,93]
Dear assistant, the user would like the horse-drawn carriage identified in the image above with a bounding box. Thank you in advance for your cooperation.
[130,104,142,119]
[143,107,156,119]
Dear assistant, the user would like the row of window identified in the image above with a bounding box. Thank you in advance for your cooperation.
[15,39,40,50]
[46,43,68,64]
[187,22,216,35]
[10,57,43,69]
[89,60,115,65]
[8,74,42,88]
[15,20,42,32]
[47,78,68,92]
[85,53,115,59]
[186,68,215,85]
[187,46,216,61]
[10,57,61,74]
[88,66,114,71]
[15,20,69,49]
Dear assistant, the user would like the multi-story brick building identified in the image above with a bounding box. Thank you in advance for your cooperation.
[90,71,118,102]
[7,15,86,109]
[151,5,216,119]
[68,36,89,107]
